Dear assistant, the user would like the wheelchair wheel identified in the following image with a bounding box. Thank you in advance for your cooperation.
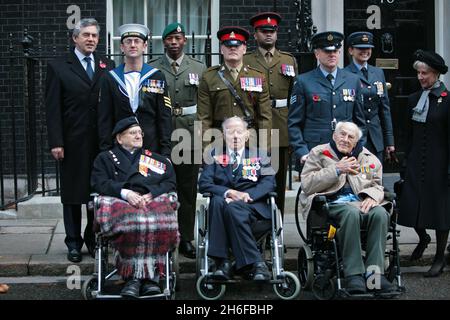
[297,245,314,290]
[312,274,336,300]
[195,205,207,278]
[196,275,226,300]
[273,271,301,300]
[81,276,98,300]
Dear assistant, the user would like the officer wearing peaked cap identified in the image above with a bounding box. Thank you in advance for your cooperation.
[288,31,366,166]
[244,12,297,220]
[98,23,173,157]
[149,22,206,259]
[197,26,272,151]
[345,31,395,162]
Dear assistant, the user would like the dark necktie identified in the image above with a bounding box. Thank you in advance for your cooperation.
[326,73,334,87]
[231,152,239,175]
[84,56,94,80]
[361,67,368,80]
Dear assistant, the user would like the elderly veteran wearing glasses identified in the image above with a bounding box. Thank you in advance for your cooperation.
[398,50,450,277]
[91,116,179,298]
[299,121,395,294]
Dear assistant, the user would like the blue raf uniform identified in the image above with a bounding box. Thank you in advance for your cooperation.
[344,31,394,161]
[288,31,366,162]
[198,149,275,270]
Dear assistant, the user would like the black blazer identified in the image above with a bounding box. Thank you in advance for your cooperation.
[45,49,115,203]
[91,145,176,199]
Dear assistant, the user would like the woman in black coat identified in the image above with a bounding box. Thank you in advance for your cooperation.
[399,50,450,277]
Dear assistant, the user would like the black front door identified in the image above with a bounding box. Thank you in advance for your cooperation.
[344,0,435,172]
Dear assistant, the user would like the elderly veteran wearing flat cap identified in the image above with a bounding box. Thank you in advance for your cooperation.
[300,121,396,294]
[197,26,272,151]
[398,50,450,277]
[244,12,297,221]
[344,31,395,162]
[288,31,366,168]
[98,23,173,158]
[91,116,179,298]
[149,22,206,259]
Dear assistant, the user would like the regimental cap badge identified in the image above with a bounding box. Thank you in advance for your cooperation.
[267,17,271,23]
[230,31,236,39]
[362,34,369,42]
[327,34,334,41]
[176,25,182,32]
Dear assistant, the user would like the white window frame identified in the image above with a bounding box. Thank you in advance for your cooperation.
[106,0,220,65]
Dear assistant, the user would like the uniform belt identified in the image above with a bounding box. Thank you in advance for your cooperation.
[173,104,197,116]
[272,99,288,108]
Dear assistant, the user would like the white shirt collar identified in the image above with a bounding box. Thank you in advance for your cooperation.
[352,60,368,71]
[228,147,244,159]
[74,48,94,64]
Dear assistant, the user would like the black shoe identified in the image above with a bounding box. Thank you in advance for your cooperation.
[345,275,367,294]
[252,262,271,281]
[179,240,196,259]
[67,249,82,263]
[410,234,431,261]
[85,241,96,258]
[140,279,161,296]
[212,259,232,281]
[367,274,396,293]
[424,259,446,278]
[121,279,141,298]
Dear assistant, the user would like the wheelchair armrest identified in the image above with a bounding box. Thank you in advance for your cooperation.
[90,192,99,198]
[268,192,277,198]
[202,192,212,198]
[384,191,396,202]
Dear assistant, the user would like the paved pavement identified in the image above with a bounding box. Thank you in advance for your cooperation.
[0,173,449,277]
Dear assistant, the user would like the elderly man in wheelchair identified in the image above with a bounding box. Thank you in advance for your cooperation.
[90,116,179,299]
[198,116,276,282]
[299,121,396,295]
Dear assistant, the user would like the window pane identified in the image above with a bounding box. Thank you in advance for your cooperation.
[147,0,176,56]
[113,0,145,35]
[180,0,209,36]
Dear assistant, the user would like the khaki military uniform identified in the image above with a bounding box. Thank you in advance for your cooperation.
[197,64,272,149]
[244,49,297,216]
[149,54,206,243]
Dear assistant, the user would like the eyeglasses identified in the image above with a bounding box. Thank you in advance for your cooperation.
[123,38,144,45]
[125,129,144,137]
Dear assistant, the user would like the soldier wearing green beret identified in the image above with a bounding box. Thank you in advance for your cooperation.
[197,26,272,151]
[149,22,206,259]
[244,12,298,220]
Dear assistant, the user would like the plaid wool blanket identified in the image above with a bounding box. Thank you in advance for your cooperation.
[96,193,180,279]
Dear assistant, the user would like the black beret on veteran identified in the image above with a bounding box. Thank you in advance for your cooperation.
[414,49,448,74]
[112,116,140,137]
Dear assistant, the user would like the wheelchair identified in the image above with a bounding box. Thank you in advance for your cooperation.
[81,193,178,300]
[294,185,405,300]
[194,191,300,300]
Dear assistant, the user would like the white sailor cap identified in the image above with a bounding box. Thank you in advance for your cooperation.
[118,23,149,42]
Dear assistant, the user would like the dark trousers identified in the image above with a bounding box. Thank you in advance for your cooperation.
[63,204,94,251]
[174,158,200,242]
[365,136,383,163]
[275,147,289,219]
[208,197,264,269]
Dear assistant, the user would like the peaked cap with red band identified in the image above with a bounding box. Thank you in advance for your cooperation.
[249,12,282,30]
[217,26,250,46]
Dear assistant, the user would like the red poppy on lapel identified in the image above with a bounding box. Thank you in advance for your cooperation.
[441,91,448,97]
[322,150,333,159]
[99,60,107,69]
[369,164,375,169]
[214,154,230,167]
[145,150,152,157]
[312,94,321,102]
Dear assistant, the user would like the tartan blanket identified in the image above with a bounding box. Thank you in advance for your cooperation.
[96,193,180,279]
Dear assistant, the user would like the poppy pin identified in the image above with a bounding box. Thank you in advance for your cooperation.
[369,164,375,169]
[312,94,321,102]
[441,91,448,97]
[322,150,333,159]
[99,60,107,69]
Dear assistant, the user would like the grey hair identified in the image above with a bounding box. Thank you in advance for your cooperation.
[335,121,362,140]
[221,116,248,131]
[73,18,100,37]
[413,60,440,77]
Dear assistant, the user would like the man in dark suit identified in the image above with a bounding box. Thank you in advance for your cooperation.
[149,22,206,259]
[45,18,115,263]
[344,31,395,162]
[198,116,276,281]
[288,31,366,167]
[98,23,172,157]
